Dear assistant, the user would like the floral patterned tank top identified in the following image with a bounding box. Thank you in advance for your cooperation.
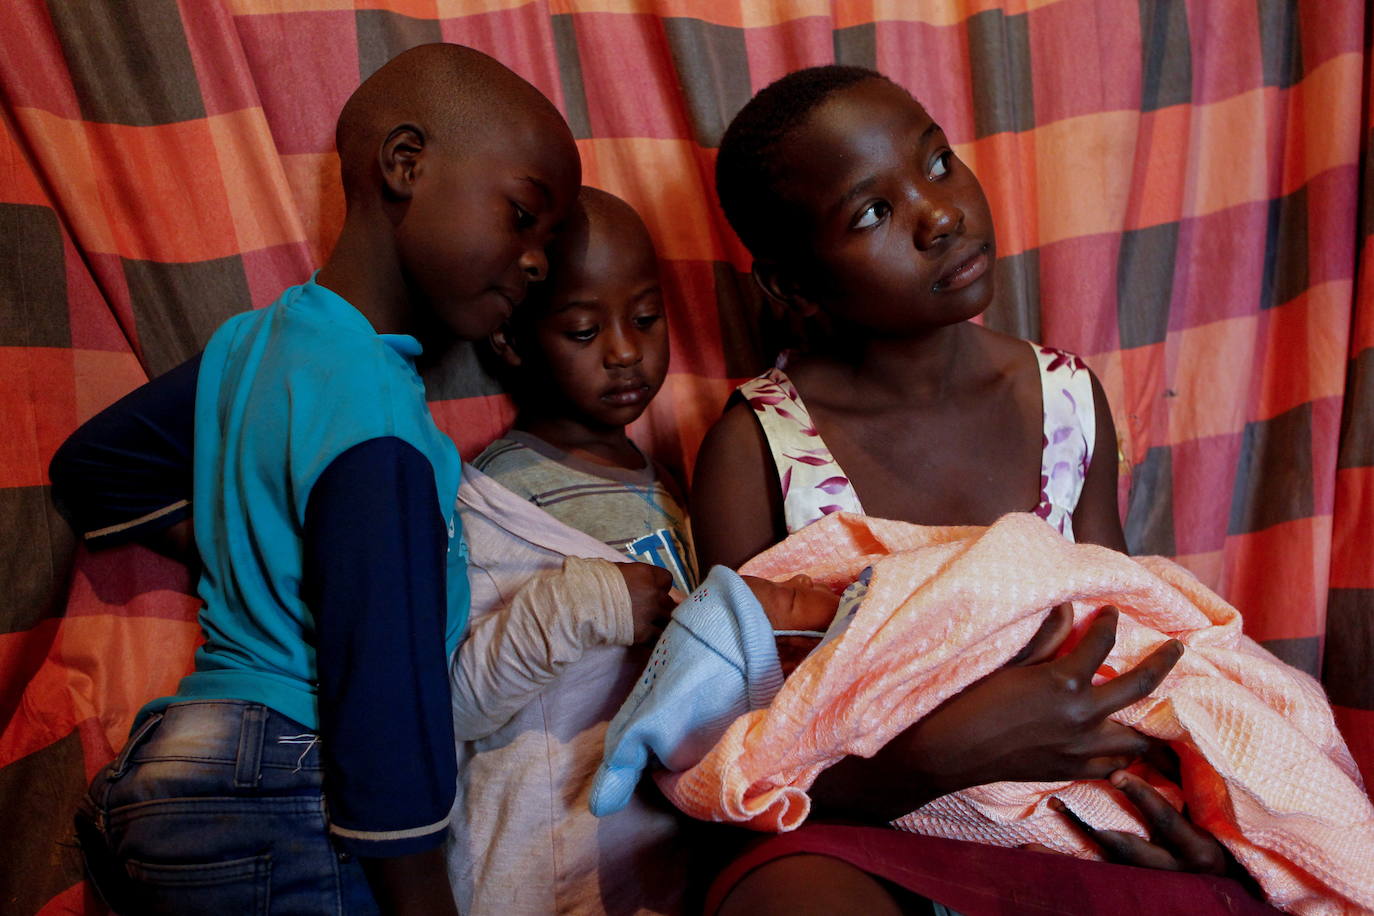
[738,342,1097,542]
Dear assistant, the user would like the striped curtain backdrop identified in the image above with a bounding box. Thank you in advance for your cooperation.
[1,1,1369,912]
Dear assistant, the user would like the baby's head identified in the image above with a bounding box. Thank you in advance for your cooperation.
[590,565,849,816]
[716,65,996,340]
[743,573,841,676]
[490,186,669,432]
[334,43,581,344]
[740,573,839,634]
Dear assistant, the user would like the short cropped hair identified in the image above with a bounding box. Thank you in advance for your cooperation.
[334,43,566,202]
[715,65,892,263]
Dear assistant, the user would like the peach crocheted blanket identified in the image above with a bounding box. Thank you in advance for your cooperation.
[656,513,1374,916]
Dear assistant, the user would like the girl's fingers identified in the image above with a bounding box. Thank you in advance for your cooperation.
[1057,606,1121,678]
[1019,843,1056,855]
[1011,603,1074,666]
[1074,720,1152,777]
[1052,778,1231,877]
[1109,770,1176,842]
[1110,771,1228,874]
[1090,639,1184,717]
[1049,798,1181,871]
[1089,830,1183,872]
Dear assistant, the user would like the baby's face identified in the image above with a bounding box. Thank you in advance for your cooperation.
[741,574,840,632]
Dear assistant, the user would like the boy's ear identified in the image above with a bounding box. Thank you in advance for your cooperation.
[752,260,822,319]
[488,322,524,369]
[379,124,426,200]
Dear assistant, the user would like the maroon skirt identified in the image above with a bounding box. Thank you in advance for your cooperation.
[705,824,1284,916]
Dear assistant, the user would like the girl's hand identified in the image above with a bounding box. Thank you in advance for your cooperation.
[813,605,1183,820]
[905,606,1182,793]
[1008,600,1076,665]
[1049,771,1230,874]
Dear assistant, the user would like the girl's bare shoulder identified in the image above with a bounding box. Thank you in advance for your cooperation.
[777,354,864,411]
[971,323,1042,380]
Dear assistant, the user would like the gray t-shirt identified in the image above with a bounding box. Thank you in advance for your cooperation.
[473,430,697,593]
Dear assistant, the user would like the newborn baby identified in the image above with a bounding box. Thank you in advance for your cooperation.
[589,565,858,816]
[745,571,857,674]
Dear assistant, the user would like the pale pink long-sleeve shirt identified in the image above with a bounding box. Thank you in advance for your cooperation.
[446,467,689,916]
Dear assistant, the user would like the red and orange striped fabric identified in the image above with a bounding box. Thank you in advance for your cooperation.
[1,2,1369,913]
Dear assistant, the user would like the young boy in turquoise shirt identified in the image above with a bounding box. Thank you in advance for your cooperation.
[66,43,581,915]
[54,181,688,913]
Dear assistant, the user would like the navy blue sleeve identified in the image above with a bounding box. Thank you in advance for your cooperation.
[302,436,457,858]
[49,354,200,549]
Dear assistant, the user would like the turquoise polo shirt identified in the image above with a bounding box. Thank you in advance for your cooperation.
[141,276,470,731]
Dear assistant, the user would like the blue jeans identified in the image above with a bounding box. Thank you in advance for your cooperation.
[76,700,380,915]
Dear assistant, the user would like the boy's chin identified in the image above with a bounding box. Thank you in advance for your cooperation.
[408,309,466,353]
[591,387,661,427]
[587,404,651,430]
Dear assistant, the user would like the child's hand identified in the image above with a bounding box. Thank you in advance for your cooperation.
[617,562,675,643]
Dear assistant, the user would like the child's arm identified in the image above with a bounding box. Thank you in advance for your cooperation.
[690,399,787,570]
[49,355,201,563]
[1071,371,1128,552]
[452,559,672,740]
[302,436,459,915]
[51,363,463,911]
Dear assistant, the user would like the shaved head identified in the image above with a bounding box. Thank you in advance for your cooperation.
[320,42,580,346]
[490,184,668,428]
[509,185,656,326]
[552,186,653,270]
[335,43,573,201]
[578,186,648,234]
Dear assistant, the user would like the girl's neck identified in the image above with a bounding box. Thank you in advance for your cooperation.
[515,414,646,470]
[813,321,983,406]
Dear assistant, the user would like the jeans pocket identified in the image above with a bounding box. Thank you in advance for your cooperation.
[123,853,271,916]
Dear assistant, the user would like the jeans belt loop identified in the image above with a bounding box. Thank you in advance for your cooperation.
[109,713,162,779]
[234,704,267,788]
